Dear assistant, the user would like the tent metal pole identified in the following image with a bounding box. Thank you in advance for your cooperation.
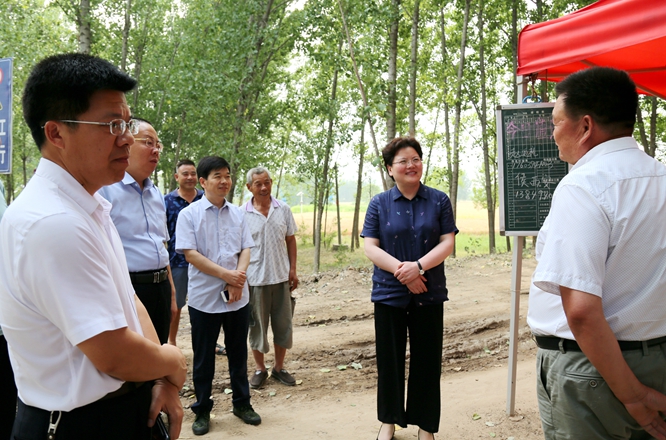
[506,235,523,415]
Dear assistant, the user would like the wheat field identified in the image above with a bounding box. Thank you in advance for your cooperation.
[293,200,497,239]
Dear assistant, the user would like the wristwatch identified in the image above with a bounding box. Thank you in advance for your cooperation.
[417,260,424,275]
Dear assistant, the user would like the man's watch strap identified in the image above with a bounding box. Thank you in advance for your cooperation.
[417,260,424,275]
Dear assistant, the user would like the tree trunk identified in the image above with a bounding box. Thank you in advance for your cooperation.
[275,136,287,199]
[439,6,452,194]
[338,0,389,190]
[637,100,649,152]
[408,0,420,137]
[450,0,471,257]
[7,173,13,204]
[477,0,495,253]
[335,165,342,246]
[536,0,547,101]
[323,183,330,248]
[77,0,91,54]
[132,15,149,109]
[636,96,657,157]
[312,174,318,246]
[169,110,186,192]
[451,0,471,219]
[387,0,400,141]
[351,124,366,251]
[648,96,657,157]
[21,154,27,189]
[155,39,182,130]
[313,57,340,273]
[120,0,132,72]
[511,0,518,103]
[228,0,276,203]
[424,107,439,184]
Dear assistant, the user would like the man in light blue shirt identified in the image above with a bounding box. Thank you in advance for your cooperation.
[99,118,176,344]
[176,156,260,436]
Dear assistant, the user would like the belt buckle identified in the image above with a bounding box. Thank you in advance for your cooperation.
[153,272,159,283]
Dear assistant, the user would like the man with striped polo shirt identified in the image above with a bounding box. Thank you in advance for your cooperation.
[244,166,299,389]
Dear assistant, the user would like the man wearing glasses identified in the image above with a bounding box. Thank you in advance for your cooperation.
[0,53,186,439]
[99,118,176,345]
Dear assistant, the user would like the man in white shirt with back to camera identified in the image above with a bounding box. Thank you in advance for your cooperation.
[528,67,666,440]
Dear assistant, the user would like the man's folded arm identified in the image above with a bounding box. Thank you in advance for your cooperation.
[77,325,187,388]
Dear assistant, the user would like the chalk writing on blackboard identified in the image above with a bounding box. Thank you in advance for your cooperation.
[496,103,568,235]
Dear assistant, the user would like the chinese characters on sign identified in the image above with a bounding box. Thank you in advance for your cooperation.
[497,104,568,235]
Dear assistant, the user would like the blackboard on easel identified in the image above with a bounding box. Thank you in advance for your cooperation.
[496,103,568,236]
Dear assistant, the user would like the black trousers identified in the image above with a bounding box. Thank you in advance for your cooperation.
[0,334,17,440]
[133,278,172,344]
[189,304,251,414]
[374,300,444,433]
[11,383,152,440]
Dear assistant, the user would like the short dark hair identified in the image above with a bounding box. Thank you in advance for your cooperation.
[382,137,423,181]
[176,159,196,172]
[555,67,637,131]
[197,156,231,180]
[22,53,137,150]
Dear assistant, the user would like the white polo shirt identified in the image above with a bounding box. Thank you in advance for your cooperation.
[243,197,297,286]
[0,159,143,411]
[527,137,666,340]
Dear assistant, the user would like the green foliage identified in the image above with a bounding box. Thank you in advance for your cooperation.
[4,0,665,245]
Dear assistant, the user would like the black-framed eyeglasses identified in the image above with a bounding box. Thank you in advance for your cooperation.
[58,119,140,136]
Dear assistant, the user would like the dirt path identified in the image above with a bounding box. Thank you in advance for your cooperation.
[174,253,543,439]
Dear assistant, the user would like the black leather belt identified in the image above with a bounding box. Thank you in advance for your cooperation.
[534,335,666,353]
[100,381,146,401]
[129,268,168,284]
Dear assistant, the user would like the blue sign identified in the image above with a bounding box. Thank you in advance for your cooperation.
[0,58,12,174]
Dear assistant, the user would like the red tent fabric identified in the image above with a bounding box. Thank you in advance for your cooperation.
[517,0,666,99]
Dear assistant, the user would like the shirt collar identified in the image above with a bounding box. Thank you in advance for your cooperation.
[121,172,153,190]
[390,183,428,201]
[37,158,100,216]
[572,137,640,172]
[244,195,281,212]
[202,194,229,211]
[172,188,203,201]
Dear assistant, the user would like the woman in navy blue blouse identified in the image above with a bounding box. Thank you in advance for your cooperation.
[361,137,458,440]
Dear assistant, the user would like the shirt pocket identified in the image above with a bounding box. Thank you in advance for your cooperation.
[221,226,243,254]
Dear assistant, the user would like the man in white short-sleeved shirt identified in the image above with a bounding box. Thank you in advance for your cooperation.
[0,53,186,440]
[243,166,299,389]
[527,67,666,440]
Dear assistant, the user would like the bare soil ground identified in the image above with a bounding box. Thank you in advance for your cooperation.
[174,253,542,440]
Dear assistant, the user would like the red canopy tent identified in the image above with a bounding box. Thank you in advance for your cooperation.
[517,0,666,99]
